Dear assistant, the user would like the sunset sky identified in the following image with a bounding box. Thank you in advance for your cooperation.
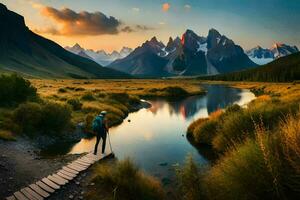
[2,0,300,52]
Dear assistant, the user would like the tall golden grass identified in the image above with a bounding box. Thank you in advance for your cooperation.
[86,158,165,200]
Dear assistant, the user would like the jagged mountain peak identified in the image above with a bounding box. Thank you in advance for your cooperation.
[73,43,82,48]
[246,43,299,65]
[108,28,256,76]
[208,28,221,37]
[150,36,158,43]
[65,43,133,66]
[167,37,173,44]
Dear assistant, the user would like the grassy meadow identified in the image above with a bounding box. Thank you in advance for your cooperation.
[0,75,205,141]
[2,73,299,199]
[185,81,300,199]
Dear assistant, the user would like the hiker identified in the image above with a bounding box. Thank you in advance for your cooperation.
[92,111,108,155]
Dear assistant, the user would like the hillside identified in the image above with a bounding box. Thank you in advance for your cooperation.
[197,52,300,82]
[0,4,129,79]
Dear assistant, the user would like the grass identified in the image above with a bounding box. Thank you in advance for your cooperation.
[12,102,72,137]
[29,79,205,131]
[30,79,205,98]
[184,81,300,200]
[181,113,300,200]
[187,82,300,152]
[86,158,165,200]
[0,130,16,141]
[176,155,205,200]
[203,113,300,200]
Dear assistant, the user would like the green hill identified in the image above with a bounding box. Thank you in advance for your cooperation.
[0,4,129,79]
[198,52,300,82]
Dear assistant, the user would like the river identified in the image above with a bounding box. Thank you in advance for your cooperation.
[42,84,256,180]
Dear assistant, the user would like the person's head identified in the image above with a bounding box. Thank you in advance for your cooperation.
[100,110,107,118]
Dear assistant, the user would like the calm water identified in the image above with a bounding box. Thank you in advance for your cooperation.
[43,85,255,178]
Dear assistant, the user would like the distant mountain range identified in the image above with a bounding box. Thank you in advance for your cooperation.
[198,52,300,82]
[65,44,132,66]
[0,3,129,79]
[108,29,257,77]
[246,44,299,65]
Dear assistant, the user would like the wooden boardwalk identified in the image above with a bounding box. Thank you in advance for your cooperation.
[6,150,113,200]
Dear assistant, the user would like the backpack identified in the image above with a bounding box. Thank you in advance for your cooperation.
[92,115,103,132]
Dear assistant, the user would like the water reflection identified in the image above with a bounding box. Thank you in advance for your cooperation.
[148,84,255,119]
[41,84,255,178]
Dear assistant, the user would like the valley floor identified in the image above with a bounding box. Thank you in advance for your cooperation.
[2,78,300,199]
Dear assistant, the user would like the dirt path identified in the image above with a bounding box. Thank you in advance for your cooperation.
[0,138,80,199]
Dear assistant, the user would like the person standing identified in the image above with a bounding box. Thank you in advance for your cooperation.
[92,111,108,155]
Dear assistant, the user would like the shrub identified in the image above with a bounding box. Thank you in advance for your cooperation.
[161,86,189,97]
[204,114,300,200]
[279,113,300,174]
[204,138,281,200]
[58,88,67,93]
[187,118,208,135]
[86,159,165,200]
[194,119,219,144]
[13,102,42,135]
[84,113,96,133]
[75,87,85,91]
[38,102,72,134]
[81,93,96,101]
[0,130,16,141]
[176,155,205,200]
[212,101,298,152]
[0,74,37,106]
[187,109,225,145]
[13,102,71,136]
[147,86,189,98]
[67,98,82,110]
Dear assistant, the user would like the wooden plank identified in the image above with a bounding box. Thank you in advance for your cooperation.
[85,154,98,161]
[79,157,95,164]
[29,184,49,198]
[71,161,87,168]
[67,164,85,172]
[52,174,69,183]
[59,169,76,178]
[74,160,91,167]
[71,162,88,169]
[57,172,73,181]
[62,166,79,174]
[21,188,40,200]
[22,187,44,200]
[6,196,17,200]
[47,175,67,186]
[36,181,55,193]
[41,178,60,190]
[20,188,37,200]
[14,191,29,200]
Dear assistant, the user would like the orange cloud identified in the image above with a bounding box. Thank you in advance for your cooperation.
[40,6,121,36]
[36,6,153,36]
[162,3,170,12]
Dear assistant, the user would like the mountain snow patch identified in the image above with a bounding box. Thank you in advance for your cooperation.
[197,42,208,54]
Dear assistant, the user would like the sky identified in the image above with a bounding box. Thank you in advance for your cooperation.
[2,0,300,52]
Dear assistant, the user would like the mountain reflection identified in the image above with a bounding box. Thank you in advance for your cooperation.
[148,85,245,119]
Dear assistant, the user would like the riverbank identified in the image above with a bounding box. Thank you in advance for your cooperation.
[185,81,300,199]
[30,79,205,130]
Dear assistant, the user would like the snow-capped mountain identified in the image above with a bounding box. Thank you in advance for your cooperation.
[246,43,299,65]
[107,37,169,76]
[65,44,133,66]
[271,43,299,58]
[109,28,256,77]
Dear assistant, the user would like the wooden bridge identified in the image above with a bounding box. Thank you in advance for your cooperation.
[6,150,113,200]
